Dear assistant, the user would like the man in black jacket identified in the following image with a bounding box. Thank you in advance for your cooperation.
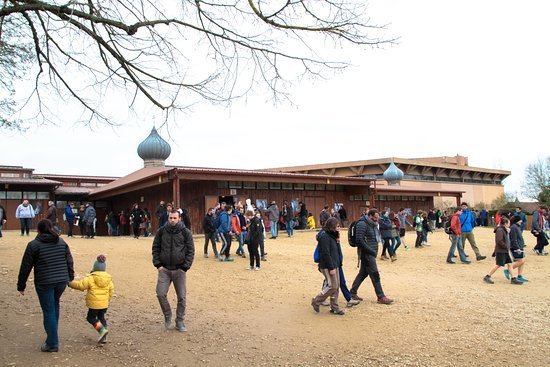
[349,209,394,305]
[152,210,195,332]
[202,208,218,259]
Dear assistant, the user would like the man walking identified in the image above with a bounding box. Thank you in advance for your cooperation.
[15,199,35,236]
[319,206,330,228]
[459,202,486,261]
[532,205,548,255]
[152,210,195,332]
[446,207,470,264]
[46,201,60,234]
[64,202,76,237]
[349,209,394,305]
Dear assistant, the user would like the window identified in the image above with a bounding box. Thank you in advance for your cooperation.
[228,181,242,189]
[256,182,268,189]
[362,195,370,201]
[294,183,304,190]
[336,185,345,192]
[379,195,387,201]
[325,184,335,191]
[97,183,106,187]
[281,183,293,190]
[315,184,325,191]
[80,182,97,187]
[0,172,19,178]
[243,182,256,189]
[354,194,362,201]
[23,192,37,199]
[349,195,355,201]
[401,196,408,201]
[64,182,78,186]
[305,183,315,191]
[0,191,6,199]
[217,181,228,189]
[37,192,50,199]
[7,191,22,199]
[269,182,281,190]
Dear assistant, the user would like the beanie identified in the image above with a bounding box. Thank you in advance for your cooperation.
[92,254,106,272]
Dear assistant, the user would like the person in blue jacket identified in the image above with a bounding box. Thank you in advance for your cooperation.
[217,206,234,262]
[64,202,76,237]
[459,202,486,261]
[513,207,527,231]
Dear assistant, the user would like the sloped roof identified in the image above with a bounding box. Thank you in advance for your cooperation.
[0,177,61,185]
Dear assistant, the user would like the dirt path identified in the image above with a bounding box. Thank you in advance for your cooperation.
[1,227,549,366]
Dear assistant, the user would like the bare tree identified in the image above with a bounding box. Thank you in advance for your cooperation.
[522,157,550,202]
[0,0,393,128]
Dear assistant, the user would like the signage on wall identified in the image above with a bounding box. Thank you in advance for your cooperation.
[230,189,237,195]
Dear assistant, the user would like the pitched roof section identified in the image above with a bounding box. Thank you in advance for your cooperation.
[90,166,169,197]
[0,177,62,185]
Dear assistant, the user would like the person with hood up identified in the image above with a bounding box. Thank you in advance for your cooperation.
[69,254,114,343]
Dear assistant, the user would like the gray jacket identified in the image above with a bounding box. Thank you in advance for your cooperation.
[264,204,280,222]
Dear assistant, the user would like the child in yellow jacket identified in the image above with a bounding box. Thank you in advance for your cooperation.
[69,254,114,343]
[307,213,316,229]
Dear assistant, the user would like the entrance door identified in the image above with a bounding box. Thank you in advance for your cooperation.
[304,196,326,228]
[204,196,219,213]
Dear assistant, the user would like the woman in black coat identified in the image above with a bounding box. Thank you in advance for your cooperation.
[17,219,74,352]
[311,217,345,315]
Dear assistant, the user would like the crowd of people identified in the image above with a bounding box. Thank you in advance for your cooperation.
[11,194,550,350]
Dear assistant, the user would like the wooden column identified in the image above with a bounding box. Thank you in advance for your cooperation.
[172,168,180,208]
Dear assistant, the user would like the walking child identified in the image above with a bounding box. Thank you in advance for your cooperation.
[483,218,523,285]
[69,254,114,343]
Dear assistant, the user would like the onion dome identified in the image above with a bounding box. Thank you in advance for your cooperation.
[137,127,171,167]
[383,159,404,186]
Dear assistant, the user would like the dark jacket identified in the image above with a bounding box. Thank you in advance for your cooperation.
[180,208,192,230]
[155,204,166,220]
[247,217,264,245]
[47,205,57,223]
[317,230,341,270]
[338,207,347,221]
[0,205,6,223]
[494,226,510,254]
[202,214,216,234]
[509,223,525,252]
[319,210,330,227]
[17,233,74,292]
[282,204,294,221]
[152,222,195,271]
[130,208,144,225]
[379,215,392,239]
[355,217,379,257]
[427,211,437,221]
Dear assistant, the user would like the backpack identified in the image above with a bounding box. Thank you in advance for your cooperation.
[347,218,365,247]
[444,217,454,235]
[313,243,320,263]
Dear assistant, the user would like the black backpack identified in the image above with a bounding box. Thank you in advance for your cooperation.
[444,217,454,235]
[348,218,365,247]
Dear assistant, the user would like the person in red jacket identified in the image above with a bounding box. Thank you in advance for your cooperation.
[446,207,470,264]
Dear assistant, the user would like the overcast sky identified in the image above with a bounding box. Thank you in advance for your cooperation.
[1,0,548,200]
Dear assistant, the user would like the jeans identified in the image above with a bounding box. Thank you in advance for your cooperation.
[20,218,31,235]
[381,238,394,257]
[270,220,278,238]
[156,268,187,322]
[285,220,294,237]
[236,233,245,255]
[67,221,74,236]
[0,222,3,237]
[260,237,266,257]
[423,229,428,243]
[338,267,352,302]
[447,234,468,262]
[35,282,66,348]
[415,231,423,247]
[393,236,402,252]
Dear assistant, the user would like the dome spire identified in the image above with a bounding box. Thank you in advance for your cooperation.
[137,127,171,167]
[383,158,404,186]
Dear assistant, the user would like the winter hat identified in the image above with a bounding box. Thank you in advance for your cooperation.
[92,254,107,272]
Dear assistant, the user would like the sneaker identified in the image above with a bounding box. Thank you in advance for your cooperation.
[223,257,234,262]
[204,253,209,258]
[164,316,172,330]
[390,256,397,262]
[503,269,510,280]
[346,299,361,307]
[446,260,456,264]
[461,260,471,264]
[351,294,363,301]
[40,343,58,352]
[98,329,109,343]
[311,299,320,313]
[380,256,387,261]
[377,296,394,305]
[517,275,529,282]
[403,246,410,251]
[476,255,487,261]
[423,242,431,246]
[452,255,457,258]
[483,275,494,284]
[246,266,253,270]
[100,335,108,344]
[261,256,267,261]
[511,278,524,285]
[242,254,247,258]
[176,321,187,332]
[254,267,260,271]
[214,254,219,259]
[329,308,345,315]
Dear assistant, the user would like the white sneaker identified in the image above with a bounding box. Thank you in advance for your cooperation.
[254,267,260,271]
[424,242,431,246]
[246,266,253,270]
